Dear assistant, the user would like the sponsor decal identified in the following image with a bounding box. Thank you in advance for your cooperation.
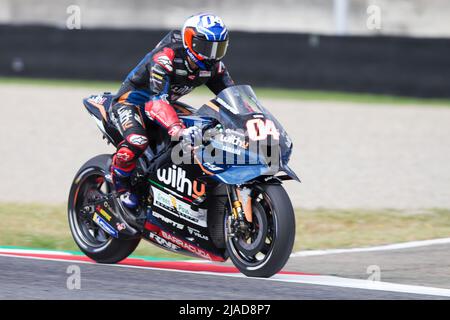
[152,187,207,227]
[212,142,243,155]
[151,72,164,81]
[187,226,209,241]
[160,231,212,260]
[88,95,106,105]
[219,133,249,149]
[212,130,249,156]
[93,213,118,238]
[156,55,173,72]
[116,223,126,231]
[188,75,196,80]
[199,70,211,77]
[186,49,203,70]
[149,232,180,251]
[117,105,134,130]
[246,119,280,141]
[175,69,188,76]
[225,128,245,136]
[184,59,194,73]
[170,196,177,209]
[151,65,165,76]
[152,211,184,230]
[144,221,160,232]
[200,14,225,28]
[127,134,148,146]
[116,151,132,162]
[156,165,205,198]
[96,206,112,221]
[193,182,206,199]
[171,85,194,96]
[203,162,224,172]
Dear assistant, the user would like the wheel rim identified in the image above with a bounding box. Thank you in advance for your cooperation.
[70,168,113,249]
[226,187,277,269]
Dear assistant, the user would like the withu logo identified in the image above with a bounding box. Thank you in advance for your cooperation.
[157,165,205,198]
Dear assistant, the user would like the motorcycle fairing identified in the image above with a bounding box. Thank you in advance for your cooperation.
[190,85,299,184]
[143,161,227,260]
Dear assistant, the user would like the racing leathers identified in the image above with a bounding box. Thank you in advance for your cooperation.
[110,30,234,198]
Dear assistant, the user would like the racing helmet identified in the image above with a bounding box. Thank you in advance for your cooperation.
[182,13,229,69]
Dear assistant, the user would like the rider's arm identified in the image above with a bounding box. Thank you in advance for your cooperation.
[145,48,185,136]
[206,61,235,95]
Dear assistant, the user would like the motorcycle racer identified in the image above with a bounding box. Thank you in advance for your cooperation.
[109,13,234,208]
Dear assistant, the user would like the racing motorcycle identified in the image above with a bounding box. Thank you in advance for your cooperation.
[68,85,299,278]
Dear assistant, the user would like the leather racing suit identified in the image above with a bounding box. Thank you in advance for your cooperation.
[109,30,234,191]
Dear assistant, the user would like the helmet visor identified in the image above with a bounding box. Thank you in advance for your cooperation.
[192,36,228,60]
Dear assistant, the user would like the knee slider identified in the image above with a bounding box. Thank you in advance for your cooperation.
[126,133,149,150]
[114,147,136,167]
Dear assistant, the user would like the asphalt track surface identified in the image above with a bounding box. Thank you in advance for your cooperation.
[0,255,444,300]
[287,243,450,290]
[0,242,449,300]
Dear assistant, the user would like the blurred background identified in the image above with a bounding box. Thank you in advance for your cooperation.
[0,0,449,258]
[2,0,450,96]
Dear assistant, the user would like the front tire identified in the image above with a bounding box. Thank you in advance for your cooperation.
[226,184,295,278]
[68,154,141,263]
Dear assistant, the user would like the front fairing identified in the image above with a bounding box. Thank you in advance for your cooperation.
[194,85,297,184]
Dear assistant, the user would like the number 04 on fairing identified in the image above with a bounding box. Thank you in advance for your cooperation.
[68,85,299,277]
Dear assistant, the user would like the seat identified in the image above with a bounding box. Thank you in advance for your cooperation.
[83,93,114,122]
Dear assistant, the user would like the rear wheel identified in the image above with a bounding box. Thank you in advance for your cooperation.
[226,184,295,277]
[68,154,141,263]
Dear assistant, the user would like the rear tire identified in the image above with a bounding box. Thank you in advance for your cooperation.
[226,184,295,278]
[68,154,141,264]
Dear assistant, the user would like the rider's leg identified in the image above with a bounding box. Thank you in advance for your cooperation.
[110,102,149,208]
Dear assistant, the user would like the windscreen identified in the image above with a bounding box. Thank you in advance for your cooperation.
[215,85,266,115]
[195,85,294,166]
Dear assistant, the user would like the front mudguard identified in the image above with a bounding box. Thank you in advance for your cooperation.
[209,162,300,185]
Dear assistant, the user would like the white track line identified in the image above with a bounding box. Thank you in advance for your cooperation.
[0,248,73,256]
[0,252,449,298]
[269,274,450,298]
[291,237,450,257]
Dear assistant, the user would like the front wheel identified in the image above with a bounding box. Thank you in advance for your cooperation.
[68,154,141,263]
[225,184,296,278]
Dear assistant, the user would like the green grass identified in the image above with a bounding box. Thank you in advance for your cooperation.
[2,76,450,106]
[0,202,184,259]
[295,208,450,250]
[1,202,449,258]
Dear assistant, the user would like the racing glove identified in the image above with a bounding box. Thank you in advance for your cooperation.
[179,126,202,148]
[144,99,202,147]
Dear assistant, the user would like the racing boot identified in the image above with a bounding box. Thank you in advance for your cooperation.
[110,156,139,209]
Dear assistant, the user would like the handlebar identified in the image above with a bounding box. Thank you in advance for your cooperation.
[202,126,222,143]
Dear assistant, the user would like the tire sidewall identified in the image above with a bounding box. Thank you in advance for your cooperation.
[227,183,296,277]
[68,154,140,263]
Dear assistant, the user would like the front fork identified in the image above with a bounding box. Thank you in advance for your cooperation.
[226,185,253,238]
